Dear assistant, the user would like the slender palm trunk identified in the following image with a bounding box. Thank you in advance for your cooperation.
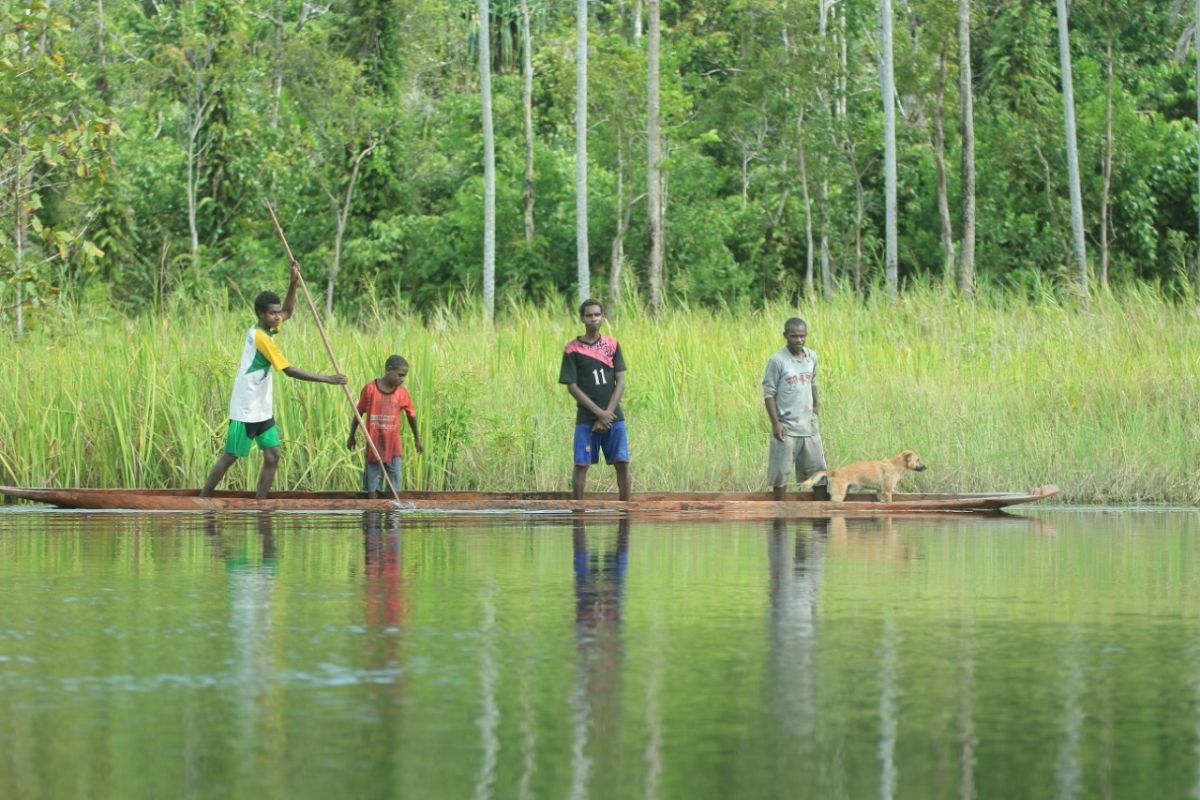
[478,0,496,319]
[647,0,663,312]
[957,0,976,296]
[879,0,898,299]
[1055,0,1088,303]
[934,45,956,289]
[575,0,590,302]
[520,0,535,243]
[1194,0,1200,288]
[798,112,815,300]
[1100,35,1113,288]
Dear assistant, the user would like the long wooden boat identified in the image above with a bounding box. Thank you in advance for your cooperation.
[1,485,1060,519]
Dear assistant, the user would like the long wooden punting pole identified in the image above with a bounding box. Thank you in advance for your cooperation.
[264,199,400,500]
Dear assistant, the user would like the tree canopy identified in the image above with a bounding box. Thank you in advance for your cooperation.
[1,0,1197,324]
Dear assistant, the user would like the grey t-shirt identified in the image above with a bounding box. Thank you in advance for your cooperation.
[762,345,819,437]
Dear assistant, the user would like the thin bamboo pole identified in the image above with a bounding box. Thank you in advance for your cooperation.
[264,199,399,500]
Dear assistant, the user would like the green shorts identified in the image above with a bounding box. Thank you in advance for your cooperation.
[224,419,281,458]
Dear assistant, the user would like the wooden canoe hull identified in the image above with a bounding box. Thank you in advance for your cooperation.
[1,485,1060,518]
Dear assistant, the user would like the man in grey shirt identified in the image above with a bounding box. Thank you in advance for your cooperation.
[763,317,828,500]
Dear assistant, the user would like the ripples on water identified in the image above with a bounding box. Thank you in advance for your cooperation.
[0,507,1198,799]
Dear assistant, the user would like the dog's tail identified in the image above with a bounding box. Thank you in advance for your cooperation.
[796,471,828,490]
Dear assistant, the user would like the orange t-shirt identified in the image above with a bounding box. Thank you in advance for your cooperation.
[356,380,416,462]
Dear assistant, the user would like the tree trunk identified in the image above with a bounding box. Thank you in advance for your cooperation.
[1100,35,1113,288]
[1055,0,1088,304]
[957,0,976,296]
[798,113,815,301]
[934,45,956,289]
[634,0,643,42]
[575,0,590,302]
[647,0,663,312]
[270,0,283,128]
[1196,0,1200,289]
[879,0,898,300]
[520,0,535,244]
[479,0,496,319]
[854,170,865,293]
[611,130,626,311]
[818,0,835,298]
[325,142,377,317]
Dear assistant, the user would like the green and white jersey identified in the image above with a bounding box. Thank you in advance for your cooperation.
[228,324,291,423]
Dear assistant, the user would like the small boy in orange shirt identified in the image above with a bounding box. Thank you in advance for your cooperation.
[347,355,423,498]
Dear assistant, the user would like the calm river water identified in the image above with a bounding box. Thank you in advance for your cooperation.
[1,507,1198,799]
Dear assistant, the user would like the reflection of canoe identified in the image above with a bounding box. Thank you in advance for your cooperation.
[1,485,1060,518]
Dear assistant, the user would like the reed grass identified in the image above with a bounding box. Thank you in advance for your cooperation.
[2,286,1198,503]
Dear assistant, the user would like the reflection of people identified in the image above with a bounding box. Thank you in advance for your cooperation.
[763,317,827,501]
[201,261,347,499]
[570,517,629,794]
[560,299,631,501]
[348,355,424,498]
[573,517,630,628]
[362,511,405,628]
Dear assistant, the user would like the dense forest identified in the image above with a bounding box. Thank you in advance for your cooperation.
[2,0,1198,326]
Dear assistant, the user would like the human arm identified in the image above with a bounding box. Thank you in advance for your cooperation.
[764,397,787,442]
[283,365,347,384]
[763,358,786,441]
[812,384,820,417]
[347,414,359,450]
[593,371,626,430]
[281,260,300,321]
[566,383,615,428]
[406,413,424,454]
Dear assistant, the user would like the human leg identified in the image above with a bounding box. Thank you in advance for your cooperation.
[202,421,253,496]
[597,421,631,501]
[572,423,599,500]
[796,435,830,500]
[384,457,403,495]
[255,446,280,500]
[767,436,796,500]
[572,465,590,500]
[363,460,383,498]
[613,462,631,501]
[200,452,239,496]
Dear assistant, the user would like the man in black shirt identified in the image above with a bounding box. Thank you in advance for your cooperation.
[558,299,631,500]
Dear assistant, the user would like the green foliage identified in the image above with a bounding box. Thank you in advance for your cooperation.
[0,0,1197,315]
[2,292,1200,502]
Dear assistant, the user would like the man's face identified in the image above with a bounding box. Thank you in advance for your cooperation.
[258,303,284,331]
[581,305,604,334]
[784,323,807,354]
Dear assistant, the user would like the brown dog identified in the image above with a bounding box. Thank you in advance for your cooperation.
[800,450,927,502]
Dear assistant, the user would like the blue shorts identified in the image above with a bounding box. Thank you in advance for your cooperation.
[363,457,402,492]
[573,420,630,466]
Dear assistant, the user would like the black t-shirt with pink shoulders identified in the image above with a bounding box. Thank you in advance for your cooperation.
[559,335,626,425]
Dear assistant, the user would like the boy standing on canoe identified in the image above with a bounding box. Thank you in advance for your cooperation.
[347,354,423,498]
[200,261,347,500]
[559,299,631,501]
[763,317,827,500]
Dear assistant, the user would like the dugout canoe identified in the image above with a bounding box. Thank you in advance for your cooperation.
[0,485,1060,518]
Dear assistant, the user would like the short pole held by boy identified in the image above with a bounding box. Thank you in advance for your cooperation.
[559,299,631,501]
[200,261,347,500]
[763,317,828,501]
[348,355,423,499]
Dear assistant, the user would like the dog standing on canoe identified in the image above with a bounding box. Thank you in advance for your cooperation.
[799,450,928,502]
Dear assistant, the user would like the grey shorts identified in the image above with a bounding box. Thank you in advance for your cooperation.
[767,434,827,488]
[363,457,402,493]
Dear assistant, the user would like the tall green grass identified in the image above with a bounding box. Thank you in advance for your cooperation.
[2,286,1198,503]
